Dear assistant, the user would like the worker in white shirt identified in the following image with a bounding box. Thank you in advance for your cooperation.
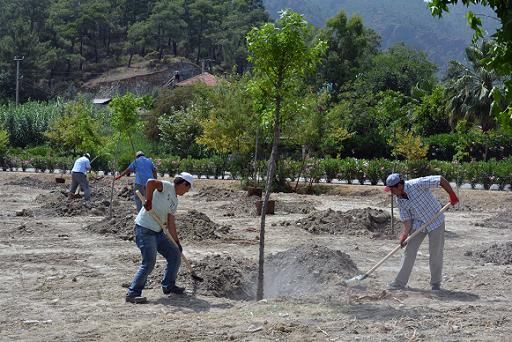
[68,153,92,201]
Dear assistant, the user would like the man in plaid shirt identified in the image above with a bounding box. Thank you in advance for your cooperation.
[385,173,459,291]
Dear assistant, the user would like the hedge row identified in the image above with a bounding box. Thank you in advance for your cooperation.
[2,154,512,190]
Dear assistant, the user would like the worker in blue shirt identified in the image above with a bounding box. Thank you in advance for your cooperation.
[115,151,158,211]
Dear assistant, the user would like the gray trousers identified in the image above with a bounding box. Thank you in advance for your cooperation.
[69,172,91,201]
[134,183,146,212]
[393,222,445,287]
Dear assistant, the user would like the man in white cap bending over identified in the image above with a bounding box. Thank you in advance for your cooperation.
[125,172,193,304]
[68,153,92,201]
[385,173,459,292]
[115,151,157,212]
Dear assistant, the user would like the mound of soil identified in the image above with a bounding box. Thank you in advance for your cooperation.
[290,207,395,238]
[8,223,36,236]
[84,205,136,241]
[194,186,247,202]
[86,207,229,242]
[6,176,68,190]
[466,242,512,265]
[218,198,316,217]
[138,254,255,300]
[476,212,512,229]
[217,196,259,217]
[176,210,230,241]
[180,254,256,300]
[33,176,135,217]
[36,191,113,217]
[276,200,316,214]
[145,245,359,300]
[263,244,359,298]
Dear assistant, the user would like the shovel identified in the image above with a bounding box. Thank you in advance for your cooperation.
[344,202,451,285]
[135,190,204,282]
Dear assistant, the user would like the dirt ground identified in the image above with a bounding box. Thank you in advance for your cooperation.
[1,172,512,341]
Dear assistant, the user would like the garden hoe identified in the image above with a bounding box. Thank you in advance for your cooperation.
[344,202,451,285]
[135,190,204,282]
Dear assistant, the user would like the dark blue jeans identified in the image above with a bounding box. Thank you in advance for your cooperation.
[127,224,181,297]
[133,183,145,212]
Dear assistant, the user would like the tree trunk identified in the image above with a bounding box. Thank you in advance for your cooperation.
[128,53,133,67]
[173,40,178,56]
[256,93,282,300]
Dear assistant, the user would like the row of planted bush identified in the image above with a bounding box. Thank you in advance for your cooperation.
[2,152,512,191]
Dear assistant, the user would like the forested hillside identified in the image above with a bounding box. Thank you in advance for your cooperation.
[263,0,498,71]
[0,0,268,102]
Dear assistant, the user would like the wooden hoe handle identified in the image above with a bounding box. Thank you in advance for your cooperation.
[361,202,452,279]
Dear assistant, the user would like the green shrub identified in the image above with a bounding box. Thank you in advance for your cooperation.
[179,157,195,175]
[279,158,302,182]
[159,156,180,177]
[426,134,457,161]
[365,159,382,185]
[303,158,324,185]
[31,156,47,173]
[354,159,366,185]
[321,157,339,183]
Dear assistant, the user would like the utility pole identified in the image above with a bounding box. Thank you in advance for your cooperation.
[14,56,24,106]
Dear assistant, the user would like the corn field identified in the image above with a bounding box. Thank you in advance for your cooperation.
[0,101,66,147]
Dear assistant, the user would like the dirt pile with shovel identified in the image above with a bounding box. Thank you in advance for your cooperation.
[180,254,256,300]
[466,242,512,265]
[263,244,359,299]
[140,254,255,300]
[148,244,359,301]
[288,207,395,238]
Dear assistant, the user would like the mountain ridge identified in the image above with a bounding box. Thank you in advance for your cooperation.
[263,0,498,72]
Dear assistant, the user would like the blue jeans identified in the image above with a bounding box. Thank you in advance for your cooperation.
[133,183,145,212]
[127,224,181,297]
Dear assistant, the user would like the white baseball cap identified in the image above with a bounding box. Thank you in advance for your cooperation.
[177,172,194,188]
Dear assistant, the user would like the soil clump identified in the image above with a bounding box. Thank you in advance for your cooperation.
[84,204,136,241]
[466,242,512,265]
[148,244,359,301]
[85,207,229,242]
[289,207,396,238]
[176,210,230,241]
[5,176,67,190]
[263,244,359,299]
[194,186,247,202]
[219,198,317,217]
[475,211,512,229]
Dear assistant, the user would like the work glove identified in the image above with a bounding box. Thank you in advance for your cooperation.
[144,199,152,211]
[399,232,408,248]
[448,191,459,205]
[177,242,183,253]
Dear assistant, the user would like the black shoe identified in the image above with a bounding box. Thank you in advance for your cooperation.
[163,285,185,295]
[125,295,147,304]
[431,284,442,291]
